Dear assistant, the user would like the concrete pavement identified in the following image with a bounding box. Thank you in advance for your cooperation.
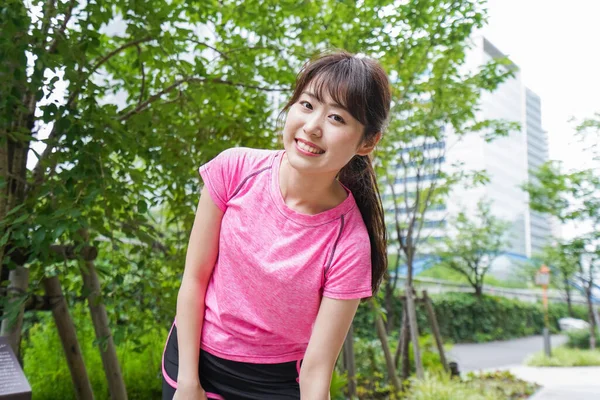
[448,334,567,372]
[448,335,600,399]
[508,366,600,399]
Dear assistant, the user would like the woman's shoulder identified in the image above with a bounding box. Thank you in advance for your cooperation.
[215,147,280,170]
[339,205,371,246]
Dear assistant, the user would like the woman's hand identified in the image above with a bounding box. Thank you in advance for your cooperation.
[173,381,208,400]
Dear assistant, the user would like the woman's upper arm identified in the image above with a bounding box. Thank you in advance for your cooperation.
[182,185,224,284]
[302,296,360,373]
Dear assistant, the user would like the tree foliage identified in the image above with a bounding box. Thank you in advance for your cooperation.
[0,0,531,393]
[524,113,600,349]
[434,200,509,296]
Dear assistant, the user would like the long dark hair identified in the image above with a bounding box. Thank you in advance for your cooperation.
[280,51,391,295]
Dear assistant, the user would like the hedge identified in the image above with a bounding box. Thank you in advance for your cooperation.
[354,292,589,343]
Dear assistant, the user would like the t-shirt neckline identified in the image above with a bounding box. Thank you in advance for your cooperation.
[269,150,356,226]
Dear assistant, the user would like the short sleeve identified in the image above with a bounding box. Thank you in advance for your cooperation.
[198,148,246,212]
[322,233,372,300]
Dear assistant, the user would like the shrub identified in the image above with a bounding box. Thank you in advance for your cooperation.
[354,292,588,343]
[526,346,600,367]
[22,304,165,400]
[407,374,500,400]
[462,370,539,399]
[566,329,600,350]
[406,371,538,400]
[351,334,447,399]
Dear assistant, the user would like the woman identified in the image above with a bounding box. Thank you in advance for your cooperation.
[162,51,391,400]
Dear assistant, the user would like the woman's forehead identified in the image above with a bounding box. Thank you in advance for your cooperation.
[303,76,350,108]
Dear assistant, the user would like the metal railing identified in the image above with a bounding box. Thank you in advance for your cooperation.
[394,275,589,304]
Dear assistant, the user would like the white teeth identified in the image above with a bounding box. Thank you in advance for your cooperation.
[297,140,324,154]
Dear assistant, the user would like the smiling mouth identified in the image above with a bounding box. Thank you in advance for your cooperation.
[295,139,325,154]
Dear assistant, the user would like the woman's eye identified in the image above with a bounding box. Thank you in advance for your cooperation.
[331,114,345,124]
[299,101,313,110]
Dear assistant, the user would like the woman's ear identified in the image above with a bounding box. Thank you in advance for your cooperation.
[356,132,382,156]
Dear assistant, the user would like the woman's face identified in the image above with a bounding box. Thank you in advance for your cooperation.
[282,82,375,176]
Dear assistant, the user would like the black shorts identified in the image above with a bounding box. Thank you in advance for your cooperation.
[162,322,302,400]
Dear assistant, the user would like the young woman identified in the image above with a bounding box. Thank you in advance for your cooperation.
[162,51,391,400]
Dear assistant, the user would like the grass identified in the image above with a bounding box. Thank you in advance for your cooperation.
[406,374,500,400]
[405,371,538,400]
[526,346,600,367]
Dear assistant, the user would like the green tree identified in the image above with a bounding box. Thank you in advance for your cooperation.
[563,236,600,349]
[0,0,400,395]
[435,200,509,297]
[0,0,527,396]
[375,18,517,384]
[573,112,600,162]
[524,114,600,350]
[524,162,600,224]
[535,240,579,317]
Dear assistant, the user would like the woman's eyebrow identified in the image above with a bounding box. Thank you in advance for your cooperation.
[301,91,348,112]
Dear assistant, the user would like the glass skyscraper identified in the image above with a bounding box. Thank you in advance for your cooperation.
[385,37,551,277]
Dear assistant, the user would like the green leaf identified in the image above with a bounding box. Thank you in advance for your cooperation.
[53,225,67,240]
[32,229,46,246]
[0,229,11,247]
[137,200,148,214]
[11,213,29,226]
[6,204,24,216]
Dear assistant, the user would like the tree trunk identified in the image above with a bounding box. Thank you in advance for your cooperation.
[80,260,128,400]
[564,278,574,317]
[384,280,395,332]
[0,1,36,359]
[474,284,483,298]
[586,285,596,350]
[370,299,402,393]
[394,302,405,369]
[43,276,95,400]
[399,247,423,380]
[422,290,448,372]
[0,266,29,358]
[395,302,411,381]
[404,284,424,379]
[343,324,357,399]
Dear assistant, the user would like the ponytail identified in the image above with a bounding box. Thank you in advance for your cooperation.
[338,154,387,295]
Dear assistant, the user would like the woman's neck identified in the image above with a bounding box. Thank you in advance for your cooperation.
[279,154,347,215]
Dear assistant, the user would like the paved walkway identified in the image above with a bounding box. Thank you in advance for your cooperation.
[448,334,567,372]
[508,366,600,399]
[448,334,600,398]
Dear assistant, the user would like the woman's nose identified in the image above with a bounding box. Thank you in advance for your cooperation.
[303,114,323,137]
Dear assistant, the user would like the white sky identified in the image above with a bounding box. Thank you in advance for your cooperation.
[481,0,600,240]
[482,0,600,171]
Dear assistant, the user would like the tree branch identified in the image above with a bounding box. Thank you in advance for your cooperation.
[414,179,437,245]
[389,161,409,255]
[90,36,153,75]
[407,161,422,244]
[414,143,447,249]
[47,0,77,54]
[136,44,146,106]
[40,0,57,42]
[65,36,153,108]
[29,122,59,193]
[399,152,412,222]
[189,39,229,60]
[117,77,290,121]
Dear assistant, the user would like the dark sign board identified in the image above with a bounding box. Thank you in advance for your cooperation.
[0,337,31,400]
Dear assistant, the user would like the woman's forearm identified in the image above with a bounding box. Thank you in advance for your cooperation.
[175,277,207,384]
[299,365,332,400]
[173,187,223,387]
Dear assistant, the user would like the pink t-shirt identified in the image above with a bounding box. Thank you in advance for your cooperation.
[197,147,372,363]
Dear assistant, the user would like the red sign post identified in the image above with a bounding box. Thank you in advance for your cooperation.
[535,265,552,357]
